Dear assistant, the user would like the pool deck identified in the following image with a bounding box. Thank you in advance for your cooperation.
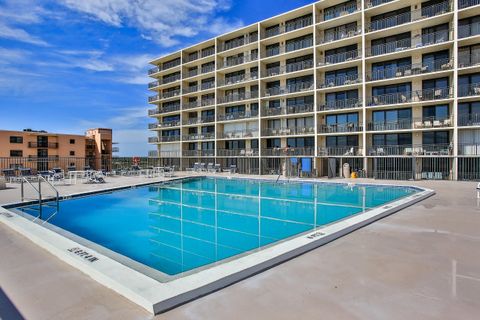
[0,174,479,320]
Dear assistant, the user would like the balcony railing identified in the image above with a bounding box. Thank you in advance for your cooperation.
[317,27,362,45]
[155,151,181,157]
[265,38,314,58]
[458,113,480,126]
[262,103,314,116]
[182,98,216,110]
[148,90,181,102]
[366,29,452,57]
[458,83,480,97]
[367,86,453,106]
[459,53,480,68]
[148,60,181,75]
[220,34,258,52]
[182,116,215,125]
[217,110,258,121]
[28,142,59,148]
[367,58,453,81]
[459,23,480,39]
[264,16,313,39]
[368,144,452,156]
[458,144,480,155]
[159,136,181,142]
[319,50,361,66]
[264,60,314,77]
[318,146,362,156]
[148,137,159,143]
[265,82,314,97]
[182,150,215,157]
[366,2,451,33]
[321,1,360,23]
[318,74,360,88]
[148,150,158,157]
[182,133,215,141]
[217,149,259,157]
[262,126,315,136]
[459,0,480,9]
[318,98,362,111]
[217,130,258,139]
[148,66,160,75]
[262,147,315,156]
[219,52,258,69]
[218,91,259,104]
[318,123,363,133]
[184,48,215,63]
[217,73,258,87]
[367,116,453,131]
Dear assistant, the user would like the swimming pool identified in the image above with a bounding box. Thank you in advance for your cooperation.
[16,177,419,277]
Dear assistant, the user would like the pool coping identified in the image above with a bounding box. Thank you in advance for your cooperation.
[0,176,434,314]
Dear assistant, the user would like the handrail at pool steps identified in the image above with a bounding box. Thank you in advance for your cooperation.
[20,175,60,223]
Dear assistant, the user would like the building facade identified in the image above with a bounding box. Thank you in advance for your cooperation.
[0,128,114,172]
[147,0,480,180]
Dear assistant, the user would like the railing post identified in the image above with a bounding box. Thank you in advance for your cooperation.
[21,178,24,202]
[38,177,42,220]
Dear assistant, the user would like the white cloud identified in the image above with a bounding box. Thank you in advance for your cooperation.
[57,0,243,47]
[0,23,50,46]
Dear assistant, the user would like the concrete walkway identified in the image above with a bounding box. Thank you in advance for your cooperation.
[0,176,479,319]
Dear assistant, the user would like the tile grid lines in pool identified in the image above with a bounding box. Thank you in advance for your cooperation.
[151,186,377,210]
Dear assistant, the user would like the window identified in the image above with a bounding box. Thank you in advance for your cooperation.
[324,44,357,64]
[423,105,449,121]
[266,138,281,148]
[10,150,23,157]
[202,141,215,150]
[423,131,449,145]
[325,67,358,86]
[372,133,412,146]
[9,136,23,144]
[371,82,412,104]
[201,61,215,73]
[458,101,480,125]
[459,45,480,68]
[372,108,412,130]
[69,139,76,144]
[265,24,280,38]
[188,143,197,150]
[421,0,450,17]
[226,140,245,149]
[324,0,357,21]
[162,129,180,137]
[325,90,358,109]
[370,7,411,31]
[163,115,180,123]
[459,15,480,38]
[286,137,314,148]
[422,77,450,99]
[458,73,480,96]
[326,135,359,147]
[286,96,314,110]
[287,117,314,129]
[422,50,450,72]
[326,113,359,126]
[371,32,411,55]
[69,151,75,156]
[226,105,245,115]
[201,46,215,58]
[266,43,280,57]
[286,75,313,91]
[422,23,449,45]
[201,126,215,134]
[286,54,313,72]
[285,34,313,52]
[324,22,357,42]
[251,139,259,149]
[371,57,411,80]
[285,14,313,32]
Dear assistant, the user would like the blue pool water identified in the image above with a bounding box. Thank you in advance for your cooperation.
[17,177,418,276]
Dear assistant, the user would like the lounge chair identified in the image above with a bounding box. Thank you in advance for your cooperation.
[19,168,35,181]
[214,164,222,172]
[207,163,215,172]
[85,172,105,184]
[199,163,206,172]
[164,166,174,177]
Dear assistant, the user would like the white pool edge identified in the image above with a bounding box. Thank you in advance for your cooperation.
[0,181,434,314]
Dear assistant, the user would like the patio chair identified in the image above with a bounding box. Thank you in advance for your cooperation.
[164,166,175,177]
[240,149,246,156]
[423,120,432,128]
[414,121,423,129]
[433,120,441,127]
[377,147,385,156]
[214,164,222,173]
[199,163,206,172]
[207,163,215,173]
[85,171,106,184]
[229,165,237,174]
[344,147,354,156]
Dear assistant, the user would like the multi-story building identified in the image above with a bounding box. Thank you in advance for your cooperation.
[147,0,480,180]
[0,128,115,172]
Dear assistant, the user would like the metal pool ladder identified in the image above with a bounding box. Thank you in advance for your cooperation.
[21,175,60,224]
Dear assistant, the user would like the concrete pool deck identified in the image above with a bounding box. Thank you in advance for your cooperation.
[0,174,479,319]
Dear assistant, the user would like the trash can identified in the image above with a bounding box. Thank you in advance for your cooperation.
[342,163,350,179]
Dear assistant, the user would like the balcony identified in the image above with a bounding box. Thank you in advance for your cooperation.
[318,123,363,133]
[318,98,362,111]
[157,151,182,158]
[368,144,452,156]
[218,52,258,69]
[367,86,453,106]
[28,142,59,148]
[149,104,181,115]
[263,103,314,116]
[458,144,480,155]
[459,0,480,9]
[148,137,159,143]
[264,60,314,78]
[150,120,181,129]
[148,150,158,157]
[366,2,452,33]
[459,53,480,69]
[217,130,258,139]
[217,73,258,87]
[458,83,480,97]
[366,29,452,57]
[182,150,215,157]
[318,146,362,156]
[218,91,259,104]
[317,27,362,45]
[217,110,258,121]
[264,16,313,39]
[184,48,215,63]
[262,147,315,156]
[220,34,258,52]
[459,23,480,39]
[183,98,216,110]
[265,39,314,58]
[458,113,480,126]
[367,116,453,131]
[148,90,181,102]
[265,82,314,97]
[318,50,361,66]
[262,126,315,136]
[148,66,160,75]
[217,149,259,157]
[159,136,181,142]
[182,116,215,125]
[365,0,394,8]
[318,75,360,89]
[320,1,360,23]
[182,133,215,141]
[367,58,453,82]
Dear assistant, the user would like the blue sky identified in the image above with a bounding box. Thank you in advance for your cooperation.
[0,0,315,156]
